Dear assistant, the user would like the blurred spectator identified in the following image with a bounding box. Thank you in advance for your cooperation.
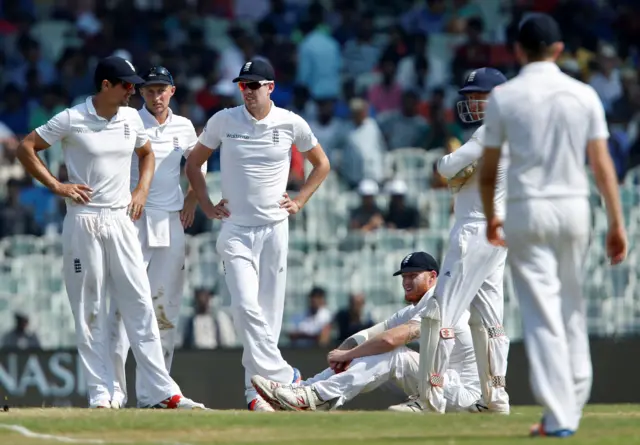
[182,288,236,349]
[446,0,484,34]
[384,179,420,229]
[334,292,374,344]
[452,17,491,85]
[0,84,30,137]
[5,36,57,90]
[289,287,333,347]
[608,115,633,183]
[296,9,342,100]
[262,0,299,38]
[378,89,430,149]
[308,98,348,167]
[401,0,449,35]
[396,33,446,97]
[332,0,358,46]
[589,44,623,114]
[350,179,385,232]
[341,98,386,187]
[610,69,640,124]
[19,178,56,231]
[368,57,402,113]
[0,178,41,239]
[380,25,409,64]
[1,313,41,350]
[342,11,383,80]
[430,160,449,190]
[29,85,67,131]
[424,89,464,151]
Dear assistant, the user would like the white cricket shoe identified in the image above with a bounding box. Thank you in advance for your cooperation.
[151,394,206,410]
[468,398,510,415]
[248,394,276,412]
[110,400,122,409]
[89,400,111,409]
[387,395,425,413]
[273,385,332,411]
[251,375,293,410]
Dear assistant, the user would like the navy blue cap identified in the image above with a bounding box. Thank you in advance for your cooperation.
[458,67,507,95]
[141,66,174,87]
[517,13,562,51]
[393,252,439,276]
[232,59,275,83]
[95,56,144,85]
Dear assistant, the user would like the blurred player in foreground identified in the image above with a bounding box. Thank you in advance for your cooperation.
[479,14,627,437]
[17,56,204,409]
[185,59,330,411]
[252,252,482,413]
[109,66,207,408]
[420,67,510,415]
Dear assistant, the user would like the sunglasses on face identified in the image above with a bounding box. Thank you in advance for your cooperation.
[238,80,273,91]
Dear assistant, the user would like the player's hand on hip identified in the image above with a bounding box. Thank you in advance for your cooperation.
[279,192,301,215]
[203,199,230,220]
[180,199,197,228]
[53,183,92,205]
[606,225,627,265]
[486,216,506,247]
[128,188,148,221]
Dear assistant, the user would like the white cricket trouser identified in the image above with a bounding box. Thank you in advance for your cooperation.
[306,316,480,411]
[504,198,592,432]
[109,211,185,407]
[216,218,293,403]
[62,206,180,407]
[422,219,509,413]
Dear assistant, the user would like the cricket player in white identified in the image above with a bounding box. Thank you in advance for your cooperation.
[185,59,331,411]
[109,66,207,408]
[419,67,510,415]
[479,14,627,437]
[251,252,482,413]
[16,56,204,410]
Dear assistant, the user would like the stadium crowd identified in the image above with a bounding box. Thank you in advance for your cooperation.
[1,0,640,349]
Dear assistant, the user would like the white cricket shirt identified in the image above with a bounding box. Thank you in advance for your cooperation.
[132,107,206,212]
[198,102,318,226]
[437,125,507,221]
[384,287,434,329]
[483,62,609,202]
[36,97,148,208]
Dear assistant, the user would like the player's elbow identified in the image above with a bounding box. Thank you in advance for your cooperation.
[380,332,402,349]
[17,134,36,161]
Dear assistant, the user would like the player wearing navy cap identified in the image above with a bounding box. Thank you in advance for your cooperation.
[419,67,511,416]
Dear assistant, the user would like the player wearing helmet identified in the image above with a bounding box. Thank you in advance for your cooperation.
[418,67,511,415]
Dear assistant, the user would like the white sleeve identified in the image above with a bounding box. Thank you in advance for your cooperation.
[587,87,610,141]
[35,110,71,145]
[291,113,318,152]
[437,128,484,179]
[183,121,208,173]
[482,91,506,148]
[198,111,224,150]
[131,113,149,149]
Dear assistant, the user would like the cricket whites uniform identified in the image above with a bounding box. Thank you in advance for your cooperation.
[198,102,318,403]
[35,97,182,407]
[299,287,481,412]
[110,106,206,407]
[483,59,607,432]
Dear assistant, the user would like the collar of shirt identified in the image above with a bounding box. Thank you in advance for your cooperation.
[520,61,561,76]
[139,105,174,128]
[85,96,122,122]
[242,101,276,125]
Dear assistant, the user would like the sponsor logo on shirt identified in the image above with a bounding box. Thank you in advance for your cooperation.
[226,133,250,140]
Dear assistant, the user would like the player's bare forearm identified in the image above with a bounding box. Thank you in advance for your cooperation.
[17,132,61,191]
[588,139,625,228]
[296,145,330,207]
[479,146,501,219]
[342,322,420,360]
[185,144,214,207]
[337,337,359,351]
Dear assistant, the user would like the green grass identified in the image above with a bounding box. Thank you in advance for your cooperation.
[1,405,640,444]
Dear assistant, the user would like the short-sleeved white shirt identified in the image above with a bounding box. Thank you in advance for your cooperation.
[35,97,148,208]
[483,62,609,203]
[384,287,434,330]
[132,107,205,212]
[198,102,318,226]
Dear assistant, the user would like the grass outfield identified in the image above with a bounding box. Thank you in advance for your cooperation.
[1,405,640,445]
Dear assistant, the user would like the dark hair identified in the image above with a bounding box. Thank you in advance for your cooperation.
[520,43,557,63]
[309,287,326,298]
[94,77,124,93]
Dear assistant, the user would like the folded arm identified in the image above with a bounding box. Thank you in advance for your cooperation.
[436,135,483,179]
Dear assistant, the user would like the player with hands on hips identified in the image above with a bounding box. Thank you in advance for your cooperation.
[109,66,207,408]
[185,59,330,411]
[419,67,511,415]
[250,252,483,413]
[16,56,204,410]
[479,14,626,437]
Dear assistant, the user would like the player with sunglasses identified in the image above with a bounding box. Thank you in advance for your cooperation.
[108,66,208,408]
[185,59,331,411]
[17,56,204,410]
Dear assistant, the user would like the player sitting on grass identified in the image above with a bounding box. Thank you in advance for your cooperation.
[251,252,483,412]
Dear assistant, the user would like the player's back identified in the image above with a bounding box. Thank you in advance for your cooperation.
[489,63,602,202]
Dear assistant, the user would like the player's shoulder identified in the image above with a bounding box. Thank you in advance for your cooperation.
[170,113,196,128]
[271,105,309,125]
[118,106,142,118]
[470,125,485,141]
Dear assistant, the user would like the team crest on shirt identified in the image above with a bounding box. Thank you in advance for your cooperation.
[272,129,279,144]
[124,123,130,139]
[173,136,180,151]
